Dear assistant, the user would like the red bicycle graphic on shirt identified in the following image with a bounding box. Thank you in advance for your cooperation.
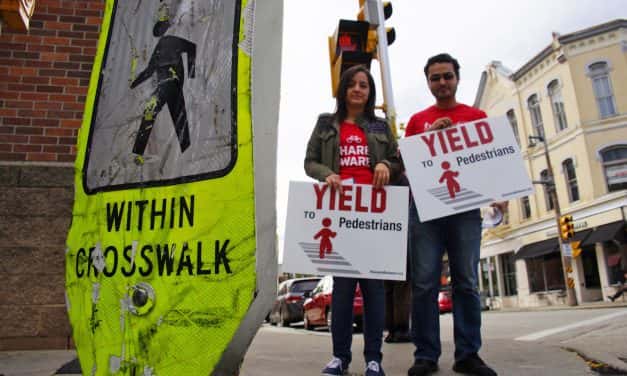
[314,217,337,259]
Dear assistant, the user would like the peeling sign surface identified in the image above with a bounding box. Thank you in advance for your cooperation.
[65,0,266,374]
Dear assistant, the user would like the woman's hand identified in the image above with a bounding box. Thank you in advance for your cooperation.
[372,163,390,189]
[325,173,343,194]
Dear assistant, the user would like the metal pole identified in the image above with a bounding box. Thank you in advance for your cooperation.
[542,138,577,306]
[373,0,397,137]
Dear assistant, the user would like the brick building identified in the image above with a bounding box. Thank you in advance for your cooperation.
[0,0,104,350]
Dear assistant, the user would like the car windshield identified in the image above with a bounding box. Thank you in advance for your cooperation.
[291,280,320,293]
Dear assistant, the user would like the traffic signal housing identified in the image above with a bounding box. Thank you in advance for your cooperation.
[559,215,574,241]
[571,241,582,258]
[328,19,372,97]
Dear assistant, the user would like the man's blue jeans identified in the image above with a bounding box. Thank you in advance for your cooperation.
[332,277,384,366]
[409,203,482,362]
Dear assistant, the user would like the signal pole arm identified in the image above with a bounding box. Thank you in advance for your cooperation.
[372,0,397,137]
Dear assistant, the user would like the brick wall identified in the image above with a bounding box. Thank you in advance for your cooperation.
[0,0,104,162]
[0,0,104,350]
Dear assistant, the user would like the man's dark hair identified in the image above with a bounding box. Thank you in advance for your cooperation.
[424,53,460,80]
[335,65,376,122]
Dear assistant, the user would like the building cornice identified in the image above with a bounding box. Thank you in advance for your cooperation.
[512,19,626,81]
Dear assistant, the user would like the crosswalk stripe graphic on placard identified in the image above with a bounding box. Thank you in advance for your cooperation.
[299,242,361,275]
[428,187,494,210]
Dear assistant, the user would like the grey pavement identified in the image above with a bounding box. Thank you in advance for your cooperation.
[1,303,626,376]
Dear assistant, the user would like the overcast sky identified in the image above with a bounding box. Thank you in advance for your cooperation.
[275,1,627,262]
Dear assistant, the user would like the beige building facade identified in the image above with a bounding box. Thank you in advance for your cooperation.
[474,19,627,308]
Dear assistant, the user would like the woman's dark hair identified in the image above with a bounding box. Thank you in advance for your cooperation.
[424,53,460,80]
[334,65,376,122]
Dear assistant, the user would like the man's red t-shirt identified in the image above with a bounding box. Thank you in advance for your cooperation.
[339,121,373,184]
[405,104,487,136]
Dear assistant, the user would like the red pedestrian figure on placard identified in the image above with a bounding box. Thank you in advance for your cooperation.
[314,217,337,259]
[439,161,460,199]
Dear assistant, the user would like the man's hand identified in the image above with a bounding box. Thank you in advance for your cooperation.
[491,201,509,213]
[325,173,343,194]
[427,117,453,131]
[372,163,390,189]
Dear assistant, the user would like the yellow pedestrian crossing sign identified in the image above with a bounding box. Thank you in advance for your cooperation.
[65,1,282,374]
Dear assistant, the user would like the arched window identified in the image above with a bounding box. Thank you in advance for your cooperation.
[540,169,555,211]
[506,109,520,146]
[548,80,568,131]
[520,196,531,220]
[587,61,617,118]
[600,145,627,192]
[562,158,579,202]
[528,94,544,137]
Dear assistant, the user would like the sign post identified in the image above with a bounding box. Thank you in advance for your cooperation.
[65,1,282,374]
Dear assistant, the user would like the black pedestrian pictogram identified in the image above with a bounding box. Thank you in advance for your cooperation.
[438,161,460,199]
[313,217,337,259]
[130,9,197,165]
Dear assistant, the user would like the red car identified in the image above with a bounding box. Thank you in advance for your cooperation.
[438,287,453,313]
[303,276,363,331]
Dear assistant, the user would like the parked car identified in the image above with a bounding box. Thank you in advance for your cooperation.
[269,277,321,327]
[438,286,453,313]
[303,275,363,331]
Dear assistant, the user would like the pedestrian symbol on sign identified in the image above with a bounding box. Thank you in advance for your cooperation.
[439,161,460,199]
[314,217,337,259]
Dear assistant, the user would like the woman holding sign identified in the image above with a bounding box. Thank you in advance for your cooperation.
[305,65,400,376]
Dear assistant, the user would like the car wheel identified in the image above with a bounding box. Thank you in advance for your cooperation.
[304,315,313,331]
[354,318,363,333]
[279,309,288,327]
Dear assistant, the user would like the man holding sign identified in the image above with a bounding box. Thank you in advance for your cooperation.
[404,54,502,376]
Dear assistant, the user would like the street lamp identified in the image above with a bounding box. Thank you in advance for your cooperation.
[528,135,577,306]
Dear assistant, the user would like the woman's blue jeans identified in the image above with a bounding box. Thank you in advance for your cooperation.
[331,276,384,366]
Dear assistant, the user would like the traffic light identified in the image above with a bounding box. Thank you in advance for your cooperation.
[571,241,582,258]
[559,215,574,241]
[357,1,395,51]
[328,19,372,97]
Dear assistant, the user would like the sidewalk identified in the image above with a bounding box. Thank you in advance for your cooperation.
[1,303,626,376]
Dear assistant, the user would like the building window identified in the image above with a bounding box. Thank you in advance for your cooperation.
[500,252,517,296]
[540,169,555,211]
[527,252,565,292]
[547,80,568,131]
[520,196,531,220]
[588,61,617,118]
[506,109,520,146]
[528,94,544,137]
[600,145,627,192]
[562,158,579,202]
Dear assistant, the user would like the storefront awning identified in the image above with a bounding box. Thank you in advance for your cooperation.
[515,238,559,259]
[515,229,594,260]
[581,221,625,247]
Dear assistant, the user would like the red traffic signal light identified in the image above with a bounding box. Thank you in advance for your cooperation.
[328,19,373,97]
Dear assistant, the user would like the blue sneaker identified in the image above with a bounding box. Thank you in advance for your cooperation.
[365,360,385,376]
[322,357,347,375]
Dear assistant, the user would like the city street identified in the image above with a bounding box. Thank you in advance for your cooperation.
[240,307,627,376]
[2,306,626,375]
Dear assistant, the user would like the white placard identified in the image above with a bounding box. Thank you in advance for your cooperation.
[282,181,409,280]
[398,116,533,221]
